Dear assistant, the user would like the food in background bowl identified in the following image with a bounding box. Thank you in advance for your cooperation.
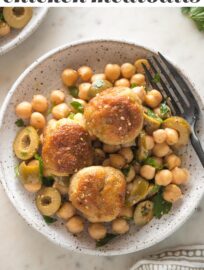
[13,58,191,247]
[0,7,33,37]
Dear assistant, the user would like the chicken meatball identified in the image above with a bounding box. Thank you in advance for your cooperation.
[42,119,93,176]
[69,166,126,222]
[84,87,144,145]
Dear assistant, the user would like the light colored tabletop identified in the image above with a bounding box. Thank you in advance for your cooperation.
[0,7,204,270]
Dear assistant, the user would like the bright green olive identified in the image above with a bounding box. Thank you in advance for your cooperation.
[36,187,61,216]
[88,79,112,98]
[144,113,161,134]
[126,176,149,207]
[13,126,39,160]
[134,200,154,226]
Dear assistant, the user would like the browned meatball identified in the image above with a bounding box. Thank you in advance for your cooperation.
[84,87,144,145]
[69,166,126,222]
[42,119,93,176]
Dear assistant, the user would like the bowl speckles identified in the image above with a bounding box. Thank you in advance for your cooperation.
[0,40,204,256]
[0,8,48,56]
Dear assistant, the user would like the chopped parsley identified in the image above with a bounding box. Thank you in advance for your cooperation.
[70,101,84,113]
[152,73,161,84]
[69,86,79,98]
[68,112,75,120]
[144,157,163,170]
[43,215,57,224]
[152,190,172,219]
[146,108,163,123]
[42,176,55,187]
[47,102,56,115]
[34,154,44,180]
[130,83,138,88]
[96,233,117,247]
[148,185,161,197]
[15,119,25,127]
[122,166,131,177]
[160,102,171,118]
[0,13,4,21]
[182,7,204,31]
[14,165,20,177]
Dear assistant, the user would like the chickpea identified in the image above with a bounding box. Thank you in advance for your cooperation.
[102,158,111,166]
[134,59,150,74]
[88,223,107,240]
[115,78,130,87]
[91,73,106,82]
[78,66,93,82]
[50,90,65,105]
[53,182,68,195]
[132,86,146,102]
[73,113,86,128]
[121,63,135,79]
[119,206,133,219]
[0,21,10,36]
[145,135,155,150]
[155,169,173,186]
[153,142,170,158]
[109,154,126,169]
[104,64,120,82]
[171,167,189,185]
[163,184,182,203]
[140,165,156,180]
[165,128,179,145]
[112,218,129,234]
[24,182,42,193]
[52,103,70,119]
[119,147,133,163]
[31,95,48,113]
[66,216,84,234]
[57,202,76,220]
[30,112,46,129]
[164,154,181,170]
[145,90,163,109]
[15,101,32,119]
[126,166,136,183]
[153,129,167,144]
[103,144,121,153]
[153,107,161,116]
[130,74,146,86]
[61,68,78,86]
[78,83,91,101]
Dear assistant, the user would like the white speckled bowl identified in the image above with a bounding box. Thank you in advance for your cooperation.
[0,8,48,55]
[0,40,204,256]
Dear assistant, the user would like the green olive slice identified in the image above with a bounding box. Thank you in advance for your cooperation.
[13,126,39,160]
[136,130,149,162]
[19,160,40,185]
[3,7,33,29]
[126,177,149,207]
[144,113,162,134]
[36,187,61,216]
[88,79,112,98]
[162,116,191,148]
[134,200,154,226]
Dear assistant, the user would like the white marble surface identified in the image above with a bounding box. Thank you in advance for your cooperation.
[0,7,204,270]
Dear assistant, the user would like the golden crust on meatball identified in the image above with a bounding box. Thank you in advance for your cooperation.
[69,166,126,222]
[84,87,144,145]
[42,119,93,176]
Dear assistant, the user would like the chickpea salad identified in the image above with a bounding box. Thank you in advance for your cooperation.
[13,59,191,247]
[0,7,33,37]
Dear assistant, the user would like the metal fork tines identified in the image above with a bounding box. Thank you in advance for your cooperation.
[143,53,204,167]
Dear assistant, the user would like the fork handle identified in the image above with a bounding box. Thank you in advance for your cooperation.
[190,129,204,167]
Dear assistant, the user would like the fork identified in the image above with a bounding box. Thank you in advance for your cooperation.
[142,53,204,167]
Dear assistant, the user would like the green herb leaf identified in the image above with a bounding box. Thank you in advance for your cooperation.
[14,165,20,177]
[130,83,138,88]
[160,102,171,118]
[144,157,163,170]
[146,108,163,123]
[70,101,84,113]
[42,176,55,187]
[15,119,25,127]
[34,154,43,180]
[47,102,56,115]
[0,13,4,21]
[152,73,161,84]
[148,185,161,197]
[182,7,204,31]
[68,112,75,120]
[121,166,131,177]
[69,86,79,98]
[96,234,117,247]
[152,190,172,219]
[43,215,57,224]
